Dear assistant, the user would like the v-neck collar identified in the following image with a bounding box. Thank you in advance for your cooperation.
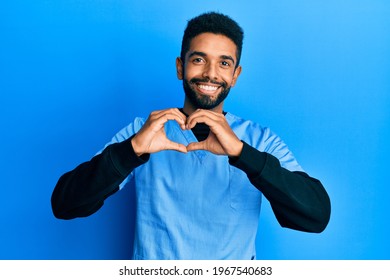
[180,126,208,162]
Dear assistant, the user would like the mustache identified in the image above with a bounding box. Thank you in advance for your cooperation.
[189,77,226,88]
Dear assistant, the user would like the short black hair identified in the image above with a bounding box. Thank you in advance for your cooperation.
[180,12,244,68]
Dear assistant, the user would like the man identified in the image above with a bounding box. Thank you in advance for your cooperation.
[52,12,331,260]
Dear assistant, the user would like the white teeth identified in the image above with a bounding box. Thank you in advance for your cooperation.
[198,84,218,91]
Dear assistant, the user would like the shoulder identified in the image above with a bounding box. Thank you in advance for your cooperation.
[107,116,146,145]
[225,112,272,144]
[226,112,265,130]
[226,112,304,172]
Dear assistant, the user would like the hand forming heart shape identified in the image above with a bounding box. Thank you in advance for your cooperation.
[131,108,243,157]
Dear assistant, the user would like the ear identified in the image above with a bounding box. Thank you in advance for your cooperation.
[231,65,242,87]
[176,57,183,80]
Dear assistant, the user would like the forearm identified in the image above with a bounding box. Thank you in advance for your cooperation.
[229,141,331,233]
[51,136,149,219]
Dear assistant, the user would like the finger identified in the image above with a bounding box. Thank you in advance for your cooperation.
[172,108,188,121]
[165,140,188,153]
[186,141,207,152]
[152,109,187,129]
[149,113,186,131]
[152,108,186,121]
[171,108,188,130]
[186,110,222,129]
[186,115,220,130]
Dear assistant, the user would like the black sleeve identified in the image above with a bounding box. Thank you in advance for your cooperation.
[51,136,149,220]
[229,141,331,233]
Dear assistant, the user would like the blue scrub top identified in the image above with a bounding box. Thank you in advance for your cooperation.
[102,112,303,259]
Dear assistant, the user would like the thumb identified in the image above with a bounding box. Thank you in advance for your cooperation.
[165,140,188,153]
[186,141,207,152]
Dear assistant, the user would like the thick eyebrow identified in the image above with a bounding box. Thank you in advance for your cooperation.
[188,51,207,59]
[220,55,235,65]
[188,51,236,65]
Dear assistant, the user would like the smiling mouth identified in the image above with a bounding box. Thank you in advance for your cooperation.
[196,83,221,95]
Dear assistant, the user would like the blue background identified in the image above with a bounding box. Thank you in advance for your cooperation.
[1,0,389,259]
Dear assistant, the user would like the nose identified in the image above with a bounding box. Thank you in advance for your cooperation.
[202,62,218,81]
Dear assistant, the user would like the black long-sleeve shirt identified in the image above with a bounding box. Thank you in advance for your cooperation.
[51,121,331,233]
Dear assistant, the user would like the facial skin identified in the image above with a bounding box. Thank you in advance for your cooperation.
[131,32,244,157]
[176,33,242,115]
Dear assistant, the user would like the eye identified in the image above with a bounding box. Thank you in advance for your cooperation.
[192,57,205,64]
[220,60,231,68]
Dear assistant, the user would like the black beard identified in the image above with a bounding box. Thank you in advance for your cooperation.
[182,77,231,110]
